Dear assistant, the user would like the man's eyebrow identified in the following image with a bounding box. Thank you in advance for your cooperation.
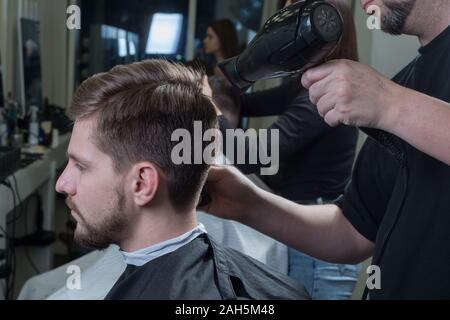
[67,152,91,165]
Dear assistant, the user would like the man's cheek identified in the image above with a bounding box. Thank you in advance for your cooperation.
[82,177,113,199]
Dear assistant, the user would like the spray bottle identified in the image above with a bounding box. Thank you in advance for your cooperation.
[28,105,40,145]
[0,109,8,147]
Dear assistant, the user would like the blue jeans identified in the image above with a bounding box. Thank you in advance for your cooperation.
[288,249,362,300]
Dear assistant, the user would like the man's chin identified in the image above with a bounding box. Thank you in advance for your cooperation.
[74,229,111,250]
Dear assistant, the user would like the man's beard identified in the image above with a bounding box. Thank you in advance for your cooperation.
[381,0,416,35]
[66,187,127,250]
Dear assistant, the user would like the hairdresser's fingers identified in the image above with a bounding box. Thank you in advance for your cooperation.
[308,75,339,105]
[316,92,337,118]
[323,108,342,127]
[301,60,341,88]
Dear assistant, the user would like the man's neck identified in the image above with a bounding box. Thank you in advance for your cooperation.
[120,207,198,252]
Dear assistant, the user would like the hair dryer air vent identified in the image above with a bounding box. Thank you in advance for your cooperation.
[311,4,343,42]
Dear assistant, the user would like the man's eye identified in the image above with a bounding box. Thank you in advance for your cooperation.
[75,163,85,171]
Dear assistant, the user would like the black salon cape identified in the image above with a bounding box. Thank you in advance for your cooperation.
[104,234,309,300]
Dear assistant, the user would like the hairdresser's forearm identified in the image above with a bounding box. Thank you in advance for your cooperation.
[241,188,374,264]
[382,87,450,166]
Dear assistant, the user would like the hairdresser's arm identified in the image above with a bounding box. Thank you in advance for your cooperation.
[302,59,450,166]
[384,89,450,166]
[202,165,374,264]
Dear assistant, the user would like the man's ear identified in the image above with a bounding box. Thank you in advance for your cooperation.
[130,163,160,207]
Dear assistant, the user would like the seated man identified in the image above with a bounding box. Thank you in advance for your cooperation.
[55,59,309,300]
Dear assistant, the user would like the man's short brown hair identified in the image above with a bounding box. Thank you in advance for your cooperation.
[69,59,217,210]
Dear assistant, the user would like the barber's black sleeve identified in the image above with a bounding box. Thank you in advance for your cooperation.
[219,91,335,175]
[334,138,400,243]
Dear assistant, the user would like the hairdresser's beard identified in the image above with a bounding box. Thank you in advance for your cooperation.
[66,187,127,250]
[381,0,416,35]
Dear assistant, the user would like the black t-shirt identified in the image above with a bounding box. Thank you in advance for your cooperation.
[335,25,450,299]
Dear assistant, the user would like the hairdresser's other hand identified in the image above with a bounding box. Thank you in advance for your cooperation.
[200,165,262,223]
[301,59,406,130]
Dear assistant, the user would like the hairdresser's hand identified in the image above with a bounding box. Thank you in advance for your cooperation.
[301,59,405,130]
[200,165,262,223]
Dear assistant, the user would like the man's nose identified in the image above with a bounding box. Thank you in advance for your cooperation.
[55,165,76,196]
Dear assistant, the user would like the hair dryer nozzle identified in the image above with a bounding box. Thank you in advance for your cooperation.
[218,57,253,91]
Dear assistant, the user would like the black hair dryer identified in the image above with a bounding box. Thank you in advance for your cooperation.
[219,0,343,91]
[217,0,404,166]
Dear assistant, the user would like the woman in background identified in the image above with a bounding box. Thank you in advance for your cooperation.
[203,19,239,78]
[195,19,242,127]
